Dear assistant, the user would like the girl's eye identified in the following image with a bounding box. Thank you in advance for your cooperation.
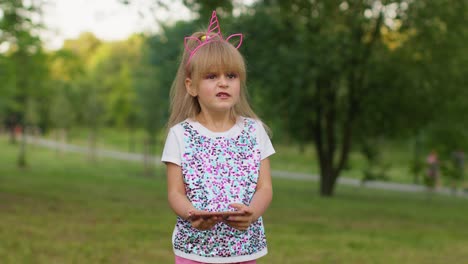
[227,73,238,79]
[205,73,217,79]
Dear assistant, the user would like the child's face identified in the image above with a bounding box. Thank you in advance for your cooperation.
[187,71,240,114]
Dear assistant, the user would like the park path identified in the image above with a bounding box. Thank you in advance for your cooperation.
[27,136,467,199]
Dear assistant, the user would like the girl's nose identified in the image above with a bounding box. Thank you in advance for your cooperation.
[218,75,228,87]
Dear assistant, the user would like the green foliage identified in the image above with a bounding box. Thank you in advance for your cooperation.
[62,32,102,66]
[138,21,196,134]
[0,0,50,169]
[0,55,15,117]
[234,1,400,195]
[231,0,468,195]
[24,98,40,126]
[359,138,391,182]
[183,0,234,21]
[0,0,48,125]
[49,82,76,130]
[81,80,105,129]
[87,37,142,127]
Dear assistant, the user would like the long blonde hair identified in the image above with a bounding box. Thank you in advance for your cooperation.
[167,31,260,129]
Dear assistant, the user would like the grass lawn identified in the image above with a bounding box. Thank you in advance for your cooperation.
[1,136,468,263]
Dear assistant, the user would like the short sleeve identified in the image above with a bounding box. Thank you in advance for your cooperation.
[255,120,275,160]
[161,127,183,166]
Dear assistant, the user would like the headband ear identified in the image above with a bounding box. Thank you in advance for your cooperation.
[184,36,202,53]
[225,33,243,49]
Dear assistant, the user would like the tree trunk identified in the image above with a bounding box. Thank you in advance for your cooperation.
[17,126,27,168]
[313,10,383,197]
[319,160,338,196]
[9,126,16,144]
[313,76,356,197]
[55,129,60,156]
[128,127,136,153]
[412,135,422,184]
[61,128,68,155]
[143,137,154,177]
[88,128,97,163]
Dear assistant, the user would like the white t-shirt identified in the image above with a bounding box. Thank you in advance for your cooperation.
[162,116,275,262]
[162,117,275,165]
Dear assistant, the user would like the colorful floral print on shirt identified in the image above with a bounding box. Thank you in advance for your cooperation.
[174,118,267,258]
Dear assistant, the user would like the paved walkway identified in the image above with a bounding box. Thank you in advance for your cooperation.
[28,136,468,199]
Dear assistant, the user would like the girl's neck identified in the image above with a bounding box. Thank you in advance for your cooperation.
[196,111,237,133]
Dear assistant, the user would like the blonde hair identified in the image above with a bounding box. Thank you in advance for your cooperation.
[167,31,260,129]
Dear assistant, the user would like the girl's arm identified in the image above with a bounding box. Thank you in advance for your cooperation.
[167,162,194,220]
[166,162,221,230]
[226,158,273,230]
[248,158,273,220]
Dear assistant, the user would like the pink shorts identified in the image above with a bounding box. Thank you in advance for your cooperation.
[175,256,257,264]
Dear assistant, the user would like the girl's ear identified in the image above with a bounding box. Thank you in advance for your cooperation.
[185,78,197,97]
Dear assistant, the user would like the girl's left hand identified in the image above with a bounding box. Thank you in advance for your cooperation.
[189,210,222,231]
[223,203,254,231]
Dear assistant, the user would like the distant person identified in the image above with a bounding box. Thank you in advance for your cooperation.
[14,124,23,138]
[161,11,275,264]
[426,150,439,188]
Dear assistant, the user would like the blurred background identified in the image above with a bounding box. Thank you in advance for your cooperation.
[1,0,468,263]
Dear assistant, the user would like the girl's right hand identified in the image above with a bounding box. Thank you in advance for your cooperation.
[188,210,222,230]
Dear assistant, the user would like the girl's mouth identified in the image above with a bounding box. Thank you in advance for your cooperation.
[216,92,230,98]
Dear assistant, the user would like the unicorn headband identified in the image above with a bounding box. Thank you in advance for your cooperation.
[184,11,243,67]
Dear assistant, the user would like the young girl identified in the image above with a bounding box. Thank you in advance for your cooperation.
[161,11,275,264]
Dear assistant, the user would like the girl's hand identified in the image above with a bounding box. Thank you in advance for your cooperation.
[223,203,254,231]
[188,210,222,231]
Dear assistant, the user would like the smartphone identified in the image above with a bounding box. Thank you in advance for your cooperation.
[189,210,244,219]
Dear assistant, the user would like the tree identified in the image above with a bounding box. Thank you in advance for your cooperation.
[182,0,234,21]
[81,79,105,162]
[240,0,392,196]
[245,0,467,196]
[0,0,49,167]
[381,0,468,185]
[48,48,84,146]
[132,22,197,175]
[87,36,143,127]
[84,35,145,155]
[62,32,102,67]
[49,82,76,155]
[60,33,104,162]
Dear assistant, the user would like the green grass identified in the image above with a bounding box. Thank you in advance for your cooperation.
[2,136,468,263]
[47,127,162,155]
[0,137,171,263]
